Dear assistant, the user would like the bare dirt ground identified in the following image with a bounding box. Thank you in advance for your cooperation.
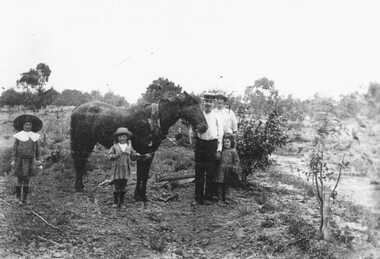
[0,108,379,258]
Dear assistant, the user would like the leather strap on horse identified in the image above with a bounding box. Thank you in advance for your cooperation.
[148,103,161,136]
[147,103,166,146]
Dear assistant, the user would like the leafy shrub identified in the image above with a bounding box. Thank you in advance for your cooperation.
[237,108,288,182]
[336,93,361,119]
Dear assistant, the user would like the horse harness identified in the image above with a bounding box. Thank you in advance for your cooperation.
[148,103,161,139]
[146,102,167,147]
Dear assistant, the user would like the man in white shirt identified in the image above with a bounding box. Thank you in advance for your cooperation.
[190,93,223,205]
[213,93,238,137]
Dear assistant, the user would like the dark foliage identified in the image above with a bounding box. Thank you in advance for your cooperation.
[142,78,182,103]
[236,107,288,181]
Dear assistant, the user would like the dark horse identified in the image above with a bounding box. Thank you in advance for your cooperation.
[70,91,207,201]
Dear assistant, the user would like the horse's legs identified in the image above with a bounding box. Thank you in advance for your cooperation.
[134,155,154,202]
[72,150,92,192]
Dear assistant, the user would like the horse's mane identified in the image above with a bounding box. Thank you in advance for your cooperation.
[160,92,201,105]
[127,92,200,116]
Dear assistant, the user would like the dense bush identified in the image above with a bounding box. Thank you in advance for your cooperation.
[237,107,288,183]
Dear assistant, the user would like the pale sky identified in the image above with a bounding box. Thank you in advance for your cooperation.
[1,0,379,103]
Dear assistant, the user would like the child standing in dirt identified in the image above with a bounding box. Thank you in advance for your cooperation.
[214,133,241,204]
[11,114,43,204]
[109,127,139,208]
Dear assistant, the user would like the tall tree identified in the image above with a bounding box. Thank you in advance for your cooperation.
[244,77,279,118]
[365,82,380,120]
[142,78,182,103]
[16,63,52,110]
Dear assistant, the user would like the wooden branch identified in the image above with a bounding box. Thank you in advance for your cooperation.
[330,153,347,198]
[321,191,332,240]
[0,198,11,206]
[319,151,324,193]
[155,172,195,183]
[36,235,63,247]
[31,211,60,230]
[314,172,322,206]
[1,199,61,231]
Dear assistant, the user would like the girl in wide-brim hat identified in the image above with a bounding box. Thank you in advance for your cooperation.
[108,127,139,208]
[11,114,43,204]
[13,114,43,132]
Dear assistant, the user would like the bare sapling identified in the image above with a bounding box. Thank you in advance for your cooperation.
[307,113,350,241]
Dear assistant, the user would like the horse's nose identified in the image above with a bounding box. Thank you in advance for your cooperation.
[197,122,208,134]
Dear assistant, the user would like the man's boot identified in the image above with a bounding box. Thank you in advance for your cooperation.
[112,192,119,208]
[22,186,29,204]
[118,192,125,207]
[15,186,22,204]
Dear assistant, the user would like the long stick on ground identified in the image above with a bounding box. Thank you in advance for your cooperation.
[155,172,195,183]
[31,211,60,230]
[0,197,61,231]
[0,198,12,206]
[36,235,63,247]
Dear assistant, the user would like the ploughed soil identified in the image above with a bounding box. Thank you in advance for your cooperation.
[0,108,379,258]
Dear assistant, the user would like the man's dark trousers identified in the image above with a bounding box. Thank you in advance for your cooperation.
[194,138,217,203]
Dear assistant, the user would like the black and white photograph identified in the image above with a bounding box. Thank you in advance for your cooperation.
[0,1,379,258]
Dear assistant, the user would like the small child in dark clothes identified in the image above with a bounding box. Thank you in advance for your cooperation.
[109,127,139,208]
[11,114,43,204]
[214,133,241,204]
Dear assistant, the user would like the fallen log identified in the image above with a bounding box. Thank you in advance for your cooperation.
[155,172,195,183]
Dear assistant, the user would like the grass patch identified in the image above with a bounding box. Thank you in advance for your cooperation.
[281,214,316,251]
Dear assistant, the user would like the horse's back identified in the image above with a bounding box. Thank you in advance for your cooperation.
[72,101,117,116]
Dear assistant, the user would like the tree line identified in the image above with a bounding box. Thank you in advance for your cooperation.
[0,63,187,110]
[1,63,380,122]
[0,63,131,110]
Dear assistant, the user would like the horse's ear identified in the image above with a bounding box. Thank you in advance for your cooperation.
[177,92,186,102]
[182,91,193,100]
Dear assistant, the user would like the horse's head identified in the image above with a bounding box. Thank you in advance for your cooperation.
[177,92,208,134]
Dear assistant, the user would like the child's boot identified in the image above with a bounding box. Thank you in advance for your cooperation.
[112,192,119,208]
[22,186,29,204]
[118,191,126,207]
[15,186,22,204]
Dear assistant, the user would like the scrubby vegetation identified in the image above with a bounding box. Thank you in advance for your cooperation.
[0,78,380,258]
